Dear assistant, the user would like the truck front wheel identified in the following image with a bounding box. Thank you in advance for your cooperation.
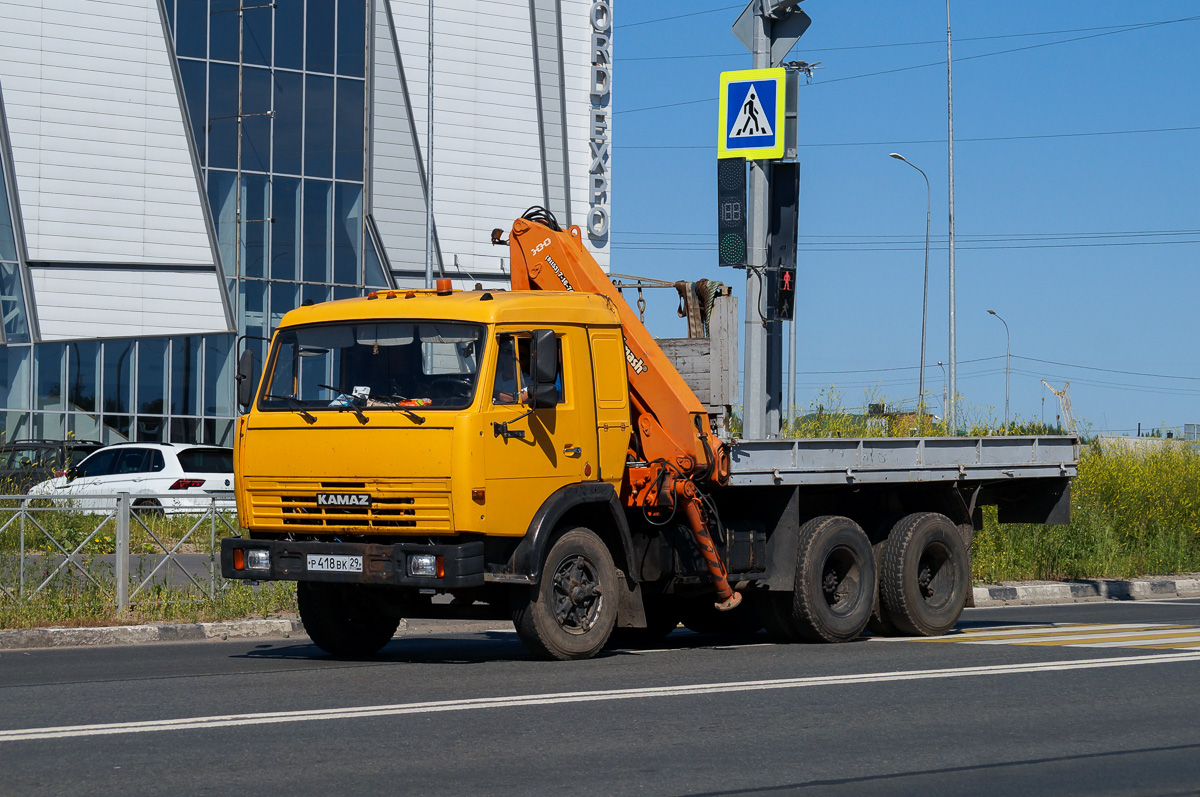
[512,527,618,660]
[297,582,401,657]
[879,512,970,636]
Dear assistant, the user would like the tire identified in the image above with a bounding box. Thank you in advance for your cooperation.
[679,595,763,636]
[790,516,876,643]
[866,539,901,636]
[297,582,400,657]
[879,512,970,637]
[512,526,619,660]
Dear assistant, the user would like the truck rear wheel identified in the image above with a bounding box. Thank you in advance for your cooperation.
[297,582,400,657]
[512,526,618,660]
[790,515,875,643]
[879,512,970,636]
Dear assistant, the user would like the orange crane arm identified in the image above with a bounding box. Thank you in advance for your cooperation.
[506,209,739,611]
[507,213,729,486]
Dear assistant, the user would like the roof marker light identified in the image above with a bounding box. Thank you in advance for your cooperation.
[436,278,453,295]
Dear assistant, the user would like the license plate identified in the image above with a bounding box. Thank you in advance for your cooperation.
[306,554,363,573]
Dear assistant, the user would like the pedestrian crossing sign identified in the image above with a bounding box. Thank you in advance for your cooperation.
[718,68,786,160]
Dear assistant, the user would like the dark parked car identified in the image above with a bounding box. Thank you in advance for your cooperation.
[0,440,106,493]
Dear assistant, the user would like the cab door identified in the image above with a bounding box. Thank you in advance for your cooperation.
[481,327,597,536]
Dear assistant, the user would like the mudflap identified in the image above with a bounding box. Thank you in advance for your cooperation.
[616,569,648,628]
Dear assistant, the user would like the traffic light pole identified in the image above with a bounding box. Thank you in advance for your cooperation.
[742,10,779,440]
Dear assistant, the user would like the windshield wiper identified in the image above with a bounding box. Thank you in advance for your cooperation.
[265,394,317,424]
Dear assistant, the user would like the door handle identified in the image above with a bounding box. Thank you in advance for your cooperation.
[563,446,582,457]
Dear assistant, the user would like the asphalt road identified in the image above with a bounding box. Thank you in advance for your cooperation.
[5,599,1200,796]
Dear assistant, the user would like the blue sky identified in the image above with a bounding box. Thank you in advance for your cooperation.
[609,1,1199,436]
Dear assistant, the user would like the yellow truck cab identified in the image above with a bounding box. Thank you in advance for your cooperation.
[225,287,643,657]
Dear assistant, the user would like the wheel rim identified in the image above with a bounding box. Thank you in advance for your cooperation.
[916,540,955,611]
[820,544,862,617]
[551,554,604,635]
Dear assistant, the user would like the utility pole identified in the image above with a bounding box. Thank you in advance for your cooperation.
[742,10,773,439]
[424,0,435,288]
[946,0,958,431]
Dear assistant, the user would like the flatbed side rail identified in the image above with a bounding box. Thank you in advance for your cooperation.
[727,435,1080,487]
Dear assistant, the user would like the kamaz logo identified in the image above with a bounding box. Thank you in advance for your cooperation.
[625,344,647,375]
[546,255,574,291]
[316,493,372,507]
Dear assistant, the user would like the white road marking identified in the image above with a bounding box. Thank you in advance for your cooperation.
[1075,635,1200,648]
[4,652,1200,743]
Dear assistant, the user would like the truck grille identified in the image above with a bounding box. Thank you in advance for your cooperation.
[245,480,452,534]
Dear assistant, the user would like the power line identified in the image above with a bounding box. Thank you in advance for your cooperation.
[611,238,1200,252]
[617,228,1200,241]
[616,4,740,30]
[619,125,1200,150]
[1013,355,1200,382]
[623,19,1196,61]
[615,15,1200,115]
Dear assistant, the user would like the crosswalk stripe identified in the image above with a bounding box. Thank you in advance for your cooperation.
[1073,635,1200,648]
[930,623,1187,643]
[1011,630,1200,646]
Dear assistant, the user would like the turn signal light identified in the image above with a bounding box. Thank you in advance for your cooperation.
[169,478,205,490]
[471,489,485,503]
[233,548,245,570]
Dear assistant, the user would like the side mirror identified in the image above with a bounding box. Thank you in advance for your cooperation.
[236,349,255,409]
[525,329,558,409]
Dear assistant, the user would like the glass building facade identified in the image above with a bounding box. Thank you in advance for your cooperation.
[0,0,392,446]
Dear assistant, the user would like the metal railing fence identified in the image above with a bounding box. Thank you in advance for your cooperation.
[0,493,240,612]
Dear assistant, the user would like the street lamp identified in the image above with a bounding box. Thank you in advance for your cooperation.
[987,309,1010,427]
[890,153,931,432]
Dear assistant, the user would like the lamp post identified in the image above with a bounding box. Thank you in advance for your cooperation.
[987,309,1010,426]
[890,153,931,433]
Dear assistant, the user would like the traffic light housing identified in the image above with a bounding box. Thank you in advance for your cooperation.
[717,157,747,266]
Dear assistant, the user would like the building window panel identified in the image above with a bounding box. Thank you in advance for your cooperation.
[333,285,358,301]
[334,78,364,182]
[0,160,18,262]
[35,343,65,412]
[69,412,101,443]
[172,417,201,444]
[270,282,298,327]
[239,279,266,340]
[336,0,365,77]
[302,283,329,306]
[305,0,335,74]
[364,231,389,289]
[176,0,208,59]
[302,179,332,283]
[209,0,240,63]
[137,417,166,443]
[208,63,239,170]
[104,415,131,443]
[103,340,133,416]
[178,58,208,166]
[32,413,66,440]
[0,345,31,411]
[242,3,273,67]
[333,182,362,285]
[275,0,304,70]
[171,337,203,416]
[205,335,234,417]
[241,173,270,277]
[272,71,304,177]
[0,262,30,343]
[138,339,169,416]
[68,341,99,414]
[304,74,334,178]
[164,0,176,30]
[241,66,273,173]
[208,170,237,274]
[271,176,301,281]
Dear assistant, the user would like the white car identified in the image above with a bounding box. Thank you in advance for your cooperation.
[29,443,235,515]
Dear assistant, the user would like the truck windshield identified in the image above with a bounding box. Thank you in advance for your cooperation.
[259,322,487,412]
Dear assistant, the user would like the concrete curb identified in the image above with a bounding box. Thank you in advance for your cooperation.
[0,619,307,650]
[972,576,1200,607]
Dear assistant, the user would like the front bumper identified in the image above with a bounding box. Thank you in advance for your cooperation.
[221,537,486,588]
